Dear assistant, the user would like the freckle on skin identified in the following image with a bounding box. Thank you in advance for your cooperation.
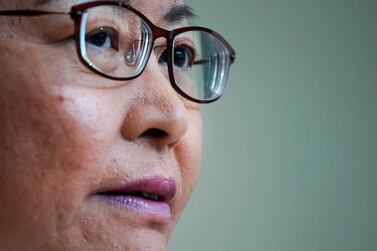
[57,95,65,102]
[56,95,74,103]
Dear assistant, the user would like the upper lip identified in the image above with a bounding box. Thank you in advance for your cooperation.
[95,176,177,202]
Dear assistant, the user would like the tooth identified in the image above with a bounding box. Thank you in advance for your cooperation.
[140,192,160,201]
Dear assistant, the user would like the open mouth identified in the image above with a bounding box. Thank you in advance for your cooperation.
[99,191,164,202]
[95,176,177,219]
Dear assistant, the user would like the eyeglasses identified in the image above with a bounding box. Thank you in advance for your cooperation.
[0,1,236,103]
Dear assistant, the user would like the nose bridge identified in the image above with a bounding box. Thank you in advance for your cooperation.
[144,40,172,90]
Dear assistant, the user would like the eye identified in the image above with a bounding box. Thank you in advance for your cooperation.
[174,45,195,68]
[157,45,195,68]
[85,26,119,50]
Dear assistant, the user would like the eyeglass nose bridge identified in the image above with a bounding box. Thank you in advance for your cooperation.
[141,25,181,95]
[143,19,176,50]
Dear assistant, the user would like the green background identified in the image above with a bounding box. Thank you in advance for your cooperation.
[168,0,377,250]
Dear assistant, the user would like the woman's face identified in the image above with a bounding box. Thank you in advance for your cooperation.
[0,0,202,250]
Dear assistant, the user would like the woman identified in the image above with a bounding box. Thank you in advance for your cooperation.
[0,0,235,250]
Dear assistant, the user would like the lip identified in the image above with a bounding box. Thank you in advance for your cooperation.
[94,176,177,220]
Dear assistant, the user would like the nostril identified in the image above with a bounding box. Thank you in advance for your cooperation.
[141,128,168,138]
[121,104,189,146]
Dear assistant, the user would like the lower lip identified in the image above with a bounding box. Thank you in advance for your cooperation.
[99,194,172,219]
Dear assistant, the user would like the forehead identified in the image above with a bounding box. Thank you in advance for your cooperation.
[8,0,184,7]
[1,0,187,22]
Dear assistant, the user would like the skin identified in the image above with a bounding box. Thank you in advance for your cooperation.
[0,0,202,250]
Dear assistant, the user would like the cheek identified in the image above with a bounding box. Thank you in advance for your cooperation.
[0,77,100,247]
[175,111,203,208]
[57,86,125,143]
[0,44,127,243]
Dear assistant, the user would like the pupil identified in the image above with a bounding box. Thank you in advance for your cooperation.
[174,49,187,67]
[87,32,107,47]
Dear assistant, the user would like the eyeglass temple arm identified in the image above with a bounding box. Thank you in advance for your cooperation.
[0,10,69,16]
[193,59,209,65]
[230,53,236,64]
[193,53,236,65]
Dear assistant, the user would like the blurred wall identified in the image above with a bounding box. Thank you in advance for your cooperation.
[169,0,377,250]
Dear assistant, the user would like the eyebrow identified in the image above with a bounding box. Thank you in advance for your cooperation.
[162,5,196,24]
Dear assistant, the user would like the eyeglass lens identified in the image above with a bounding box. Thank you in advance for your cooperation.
[173,31,230,101]
[79,6,152,78]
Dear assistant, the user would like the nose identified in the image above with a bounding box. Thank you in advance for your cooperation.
[120,56,189,148]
